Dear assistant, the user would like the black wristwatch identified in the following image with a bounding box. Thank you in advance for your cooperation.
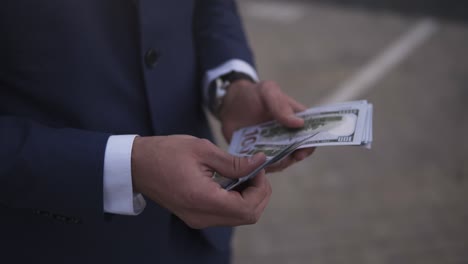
[208,71,255,118]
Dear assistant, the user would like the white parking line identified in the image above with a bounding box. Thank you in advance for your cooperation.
[244,2,306,24]
[320,18,439,104]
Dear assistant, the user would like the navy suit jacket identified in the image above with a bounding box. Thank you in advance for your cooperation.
[0,0,254,263]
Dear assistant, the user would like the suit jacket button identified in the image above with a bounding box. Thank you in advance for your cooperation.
[145,48,160,68]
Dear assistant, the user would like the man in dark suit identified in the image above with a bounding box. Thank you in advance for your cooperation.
[0,0,313,263]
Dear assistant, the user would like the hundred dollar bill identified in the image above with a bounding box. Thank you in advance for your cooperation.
[228,100,373,159]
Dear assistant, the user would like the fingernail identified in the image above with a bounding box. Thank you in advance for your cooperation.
[291,116,304,126]
[248,153,265,164]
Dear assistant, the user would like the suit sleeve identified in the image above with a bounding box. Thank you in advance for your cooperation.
[0,115,111,220]
[193,0,255,72]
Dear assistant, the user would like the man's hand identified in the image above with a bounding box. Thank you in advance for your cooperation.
[131,135,271,229]
[219,80,315,172]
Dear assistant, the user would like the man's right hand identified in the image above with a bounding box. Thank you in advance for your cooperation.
[131,135,271,229]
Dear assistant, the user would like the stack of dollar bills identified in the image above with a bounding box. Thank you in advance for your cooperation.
[214,100,373,189]
[228,100,373,159]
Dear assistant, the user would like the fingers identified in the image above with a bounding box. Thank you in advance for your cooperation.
[259,81,304,128]
[288,97,307,112]
[220,170,272,225]
[185,171,271,228]
[265,147,316,172]
[291,147,316,162]
[202,140,266,179]
[240,170,272,211]
[265,156,296,173]
[144,136,272,229]
[239,171,272,223]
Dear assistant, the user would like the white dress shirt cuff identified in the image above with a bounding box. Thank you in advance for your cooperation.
[203,59,259,106]
[103,135,146,215]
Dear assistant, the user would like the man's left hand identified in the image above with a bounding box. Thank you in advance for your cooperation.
[219,79,315,172]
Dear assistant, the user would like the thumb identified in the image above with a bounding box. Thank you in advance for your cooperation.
[208,152,266,180]
[266,92,304,128]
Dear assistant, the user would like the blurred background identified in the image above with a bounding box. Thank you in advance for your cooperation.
[211,0,468,263]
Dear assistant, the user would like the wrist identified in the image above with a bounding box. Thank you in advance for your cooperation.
[131,136,144,193]
[208,71,256,119]
[219,80,258,124]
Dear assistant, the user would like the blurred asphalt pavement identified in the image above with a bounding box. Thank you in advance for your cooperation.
[209,1,468,263]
